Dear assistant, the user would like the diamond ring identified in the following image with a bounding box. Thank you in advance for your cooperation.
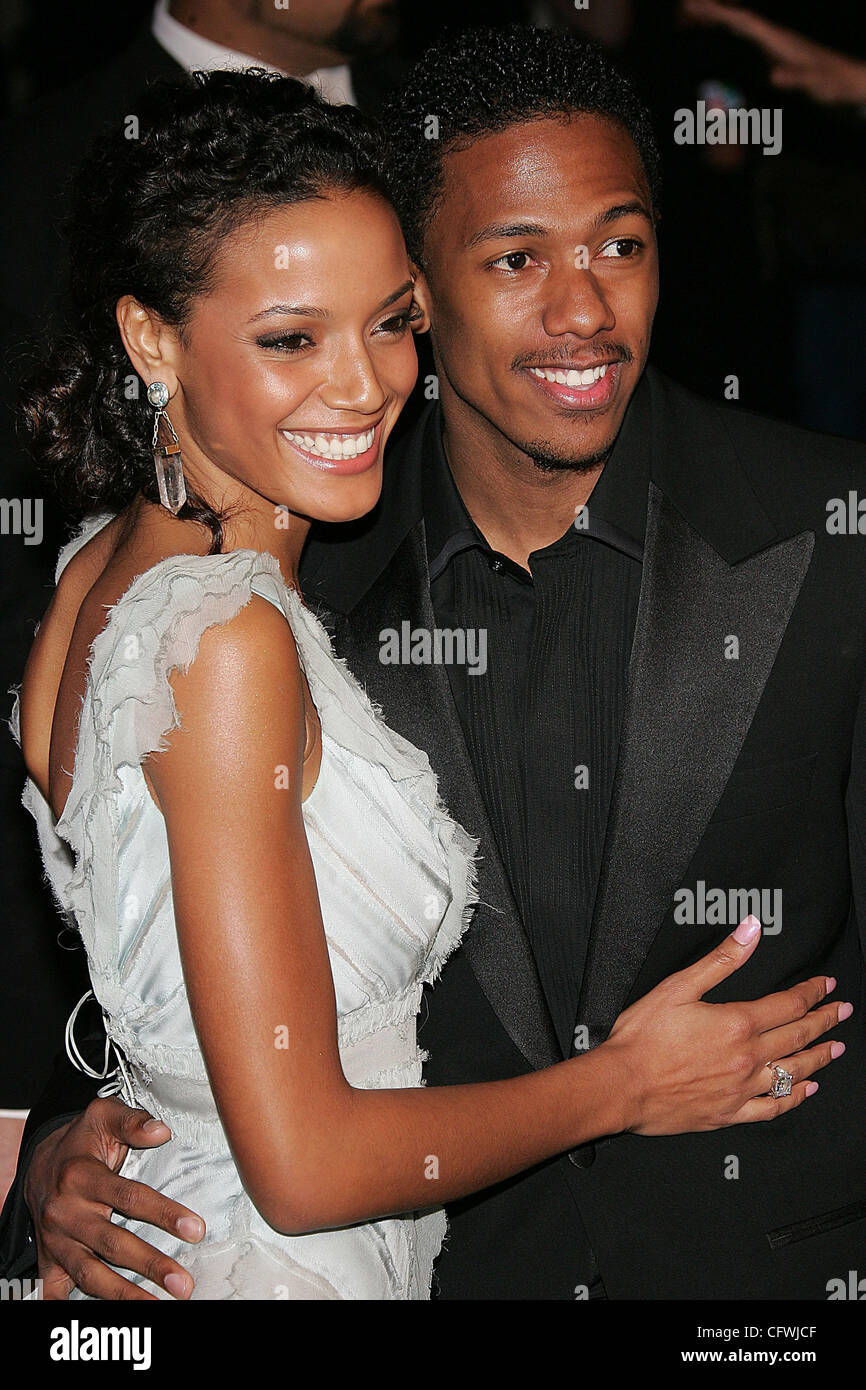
[769,1064,794,1098]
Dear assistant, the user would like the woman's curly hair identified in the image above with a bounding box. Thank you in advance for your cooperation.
[20,68,392,552]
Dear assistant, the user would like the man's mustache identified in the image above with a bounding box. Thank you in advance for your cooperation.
[512,344,633,371]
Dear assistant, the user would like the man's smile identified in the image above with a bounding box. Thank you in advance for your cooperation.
[520,359,623,411]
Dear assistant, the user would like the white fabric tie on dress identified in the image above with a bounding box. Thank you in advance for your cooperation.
[65,989,138,1108]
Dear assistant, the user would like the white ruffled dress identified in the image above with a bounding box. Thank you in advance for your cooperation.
[11,512,479,1299]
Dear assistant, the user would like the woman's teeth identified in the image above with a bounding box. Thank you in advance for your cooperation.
[529,364,610,387]
[280,428,375,460]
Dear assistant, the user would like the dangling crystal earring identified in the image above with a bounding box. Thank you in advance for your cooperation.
[147,381,187,514]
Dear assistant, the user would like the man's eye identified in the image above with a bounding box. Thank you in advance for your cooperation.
[257,333,312,353]
[598,237,643,259]
[491,251,534,271]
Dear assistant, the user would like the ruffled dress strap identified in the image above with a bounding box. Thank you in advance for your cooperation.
[48,538,286,994]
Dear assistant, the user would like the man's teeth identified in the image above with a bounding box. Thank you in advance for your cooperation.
[529,364,611,387]
[280,428,376,460]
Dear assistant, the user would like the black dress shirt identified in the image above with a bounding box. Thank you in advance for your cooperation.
[424,385,651,1056]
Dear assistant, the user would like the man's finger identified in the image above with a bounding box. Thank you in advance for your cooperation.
[36,1257,75,1301]
[55,1240,160,1301]
[75,1217,194,1298]
[87,1097,171,1150]
[100,1173,205,1244]
[43,1161,204,1245]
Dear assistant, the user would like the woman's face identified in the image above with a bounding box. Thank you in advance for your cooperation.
[165,188,420,526]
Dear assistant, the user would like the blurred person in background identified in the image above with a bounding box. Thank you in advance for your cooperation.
[684,1,866,106]
[684,0,866,440]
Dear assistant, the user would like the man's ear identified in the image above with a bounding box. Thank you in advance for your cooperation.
[410,264,433,335]
[116,296,181,397]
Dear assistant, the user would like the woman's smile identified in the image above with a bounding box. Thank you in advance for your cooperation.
[277,418,384,473]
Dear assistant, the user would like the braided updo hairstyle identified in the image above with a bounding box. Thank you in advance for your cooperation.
[20,68,392,552]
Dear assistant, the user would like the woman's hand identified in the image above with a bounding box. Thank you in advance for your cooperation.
[604,915,850,1135]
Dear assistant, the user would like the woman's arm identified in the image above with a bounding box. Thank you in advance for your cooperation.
[148,597,845,1236]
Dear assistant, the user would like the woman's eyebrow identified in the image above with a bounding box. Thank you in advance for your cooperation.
[375,279,415,311]
[249,302,330,322]
[248,279,414,324]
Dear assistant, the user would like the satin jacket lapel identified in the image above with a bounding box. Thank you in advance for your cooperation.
[576,480,815,1047]
[330,519,563,1070]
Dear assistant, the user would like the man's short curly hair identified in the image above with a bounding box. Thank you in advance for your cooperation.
[380,24,662,267]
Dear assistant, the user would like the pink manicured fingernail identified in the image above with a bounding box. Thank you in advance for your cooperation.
[825,977,837,993]
[831,1042,846,1059]
[734,915,761,943]
[838,1003,854,1022]
[805,1082,819,1097]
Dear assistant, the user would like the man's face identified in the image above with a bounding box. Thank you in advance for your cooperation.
[253,0,400,57]
[415,115,659,471]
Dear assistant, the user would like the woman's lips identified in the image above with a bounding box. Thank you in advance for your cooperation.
[278,421,382,475]
[522,360,621,411]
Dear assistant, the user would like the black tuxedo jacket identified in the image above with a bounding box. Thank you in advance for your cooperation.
[3,367,866,1298]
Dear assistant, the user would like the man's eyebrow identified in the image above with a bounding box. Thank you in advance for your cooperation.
[248,280,414,324]
[465,203,652,251]
[593,200,653,230]
[465,221,549,250]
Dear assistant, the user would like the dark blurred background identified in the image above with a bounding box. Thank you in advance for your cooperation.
[0,0,863,1118]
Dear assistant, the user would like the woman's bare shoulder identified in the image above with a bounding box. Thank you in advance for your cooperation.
[20,501,214,799]
[46,502,205,628]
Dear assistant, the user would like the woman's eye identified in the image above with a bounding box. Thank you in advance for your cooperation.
[257,333,312,353]
[598,237,643,259]
[491,251,533,272]
[376,304,424,335]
